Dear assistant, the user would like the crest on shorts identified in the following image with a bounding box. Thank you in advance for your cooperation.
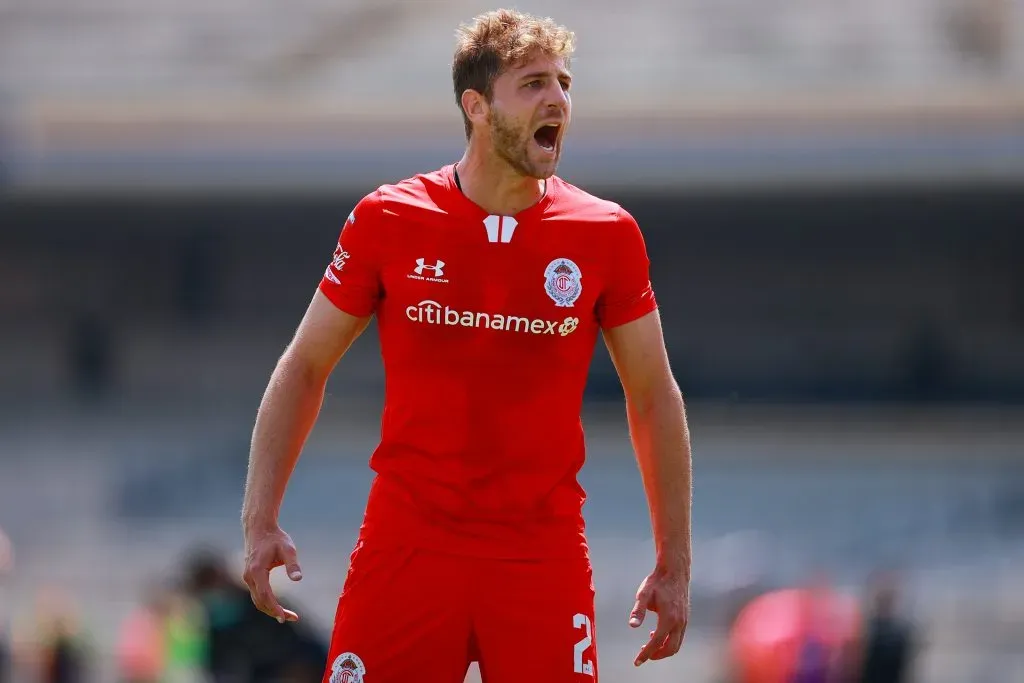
[544,258,582,308]
[329,652,366,683]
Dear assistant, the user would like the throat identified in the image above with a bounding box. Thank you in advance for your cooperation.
[454,164,547,216]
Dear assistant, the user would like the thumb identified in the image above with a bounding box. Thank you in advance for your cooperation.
[282,547,302,582]
[629,581,652,627]
[629,598,647,628]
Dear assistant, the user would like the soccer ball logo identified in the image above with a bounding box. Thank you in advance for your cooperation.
[544,258,582,307]
[329,653,366,683]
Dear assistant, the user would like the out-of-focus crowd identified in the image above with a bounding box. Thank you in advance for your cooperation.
[1,522,925,683]
[0,528,327,683]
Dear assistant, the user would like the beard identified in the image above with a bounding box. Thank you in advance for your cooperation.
[488,108,559,179]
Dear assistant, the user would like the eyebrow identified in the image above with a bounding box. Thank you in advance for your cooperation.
[520,70,572,82]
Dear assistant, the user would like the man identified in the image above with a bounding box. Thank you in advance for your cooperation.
[183,548,327,683]
[854,573,916,683]
[241,9,693,682]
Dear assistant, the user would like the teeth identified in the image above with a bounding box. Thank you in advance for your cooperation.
[535,123,559,151]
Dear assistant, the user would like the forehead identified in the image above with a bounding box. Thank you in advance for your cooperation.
[502,51,571,79]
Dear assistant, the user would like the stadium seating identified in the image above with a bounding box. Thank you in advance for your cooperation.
[0,0,1019,107]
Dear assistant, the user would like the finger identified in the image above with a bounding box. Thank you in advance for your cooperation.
[242,566,263,605]
[248,572,285,621]
[634,632,668,667]
[649,625,685,661]
[628,599,646,628]
[629,584,652,627]
[282,545,303,582]
[634,622,672,667]
[253,584,283,619]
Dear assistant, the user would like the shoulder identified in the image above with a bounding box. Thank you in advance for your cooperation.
[345,167,451,234]
[373,167,451,217]
[550,177,640,234]
[550,179,651,268]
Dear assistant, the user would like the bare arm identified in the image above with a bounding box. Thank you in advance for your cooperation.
[242,290,368,529]
[241,290,370,619]
[603,308,693,664]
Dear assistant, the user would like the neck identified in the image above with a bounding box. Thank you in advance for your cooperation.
[456,141,546,216]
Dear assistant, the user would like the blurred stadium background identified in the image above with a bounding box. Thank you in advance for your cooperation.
[1,0,1023,681]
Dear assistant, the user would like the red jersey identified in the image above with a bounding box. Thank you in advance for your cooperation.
[318,165,657,559]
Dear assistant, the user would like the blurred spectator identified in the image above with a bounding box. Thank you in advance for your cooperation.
[161,591,207,683]
[116,583,171,683]
[181,547,327,683]
[853,573,917,683]
[790,575,849,683]
[117,581,207,683]
[15,588,92,683]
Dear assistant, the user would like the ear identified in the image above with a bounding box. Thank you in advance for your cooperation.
[460,88,489,130]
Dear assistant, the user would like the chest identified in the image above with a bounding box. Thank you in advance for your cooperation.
[378,216,604,346]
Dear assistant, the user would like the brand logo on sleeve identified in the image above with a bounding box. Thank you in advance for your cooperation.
[323,244,351,284]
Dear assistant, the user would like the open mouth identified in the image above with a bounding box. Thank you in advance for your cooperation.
[533,123,560,152]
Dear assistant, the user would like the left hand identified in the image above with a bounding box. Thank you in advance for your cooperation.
[628,567,690,666]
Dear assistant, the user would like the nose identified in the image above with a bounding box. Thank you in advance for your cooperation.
[545,82,569,112]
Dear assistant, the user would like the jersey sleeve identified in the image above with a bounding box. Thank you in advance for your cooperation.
[317,190,385,317]
[596,207,658,329]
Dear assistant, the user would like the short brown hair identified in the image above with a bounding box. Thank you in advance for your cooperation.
[452,9,575,139]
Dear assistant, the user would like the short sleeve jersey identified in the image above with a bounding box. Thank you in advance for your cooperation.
[318,165,657,559]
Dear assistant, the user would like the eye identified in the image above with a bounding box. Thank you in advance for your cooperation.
[560,80,571,92]
[525,80,543,89]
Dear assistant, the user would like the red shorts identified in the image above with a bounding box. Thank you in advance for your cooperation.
[321,539,599,683]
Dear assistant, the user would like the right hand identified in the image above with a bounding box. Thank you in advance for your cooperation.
[628,566,690,666]
[242,524,303,623]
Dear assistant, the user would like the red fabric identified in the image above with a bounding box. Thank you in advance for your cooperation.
[318,165,657,559]
[322,539,598,683]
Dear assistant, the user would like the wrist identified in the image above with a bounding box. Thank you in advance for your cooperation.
[242,511,279,535]
[655,549,691,582]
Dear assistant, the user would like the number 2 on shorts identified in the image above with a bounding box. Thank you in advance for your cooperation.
[572,613,595,676]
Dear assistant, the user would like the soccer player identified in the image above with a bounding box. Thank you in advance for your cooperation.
[241,9,693,682]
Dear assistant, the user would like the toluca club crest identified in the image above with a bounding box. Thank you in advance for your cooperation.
[544,258,582,307]
[329,653,366,683]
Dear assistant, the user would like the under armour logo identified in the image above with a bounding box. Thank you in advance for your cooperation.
[414,258,445,276]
